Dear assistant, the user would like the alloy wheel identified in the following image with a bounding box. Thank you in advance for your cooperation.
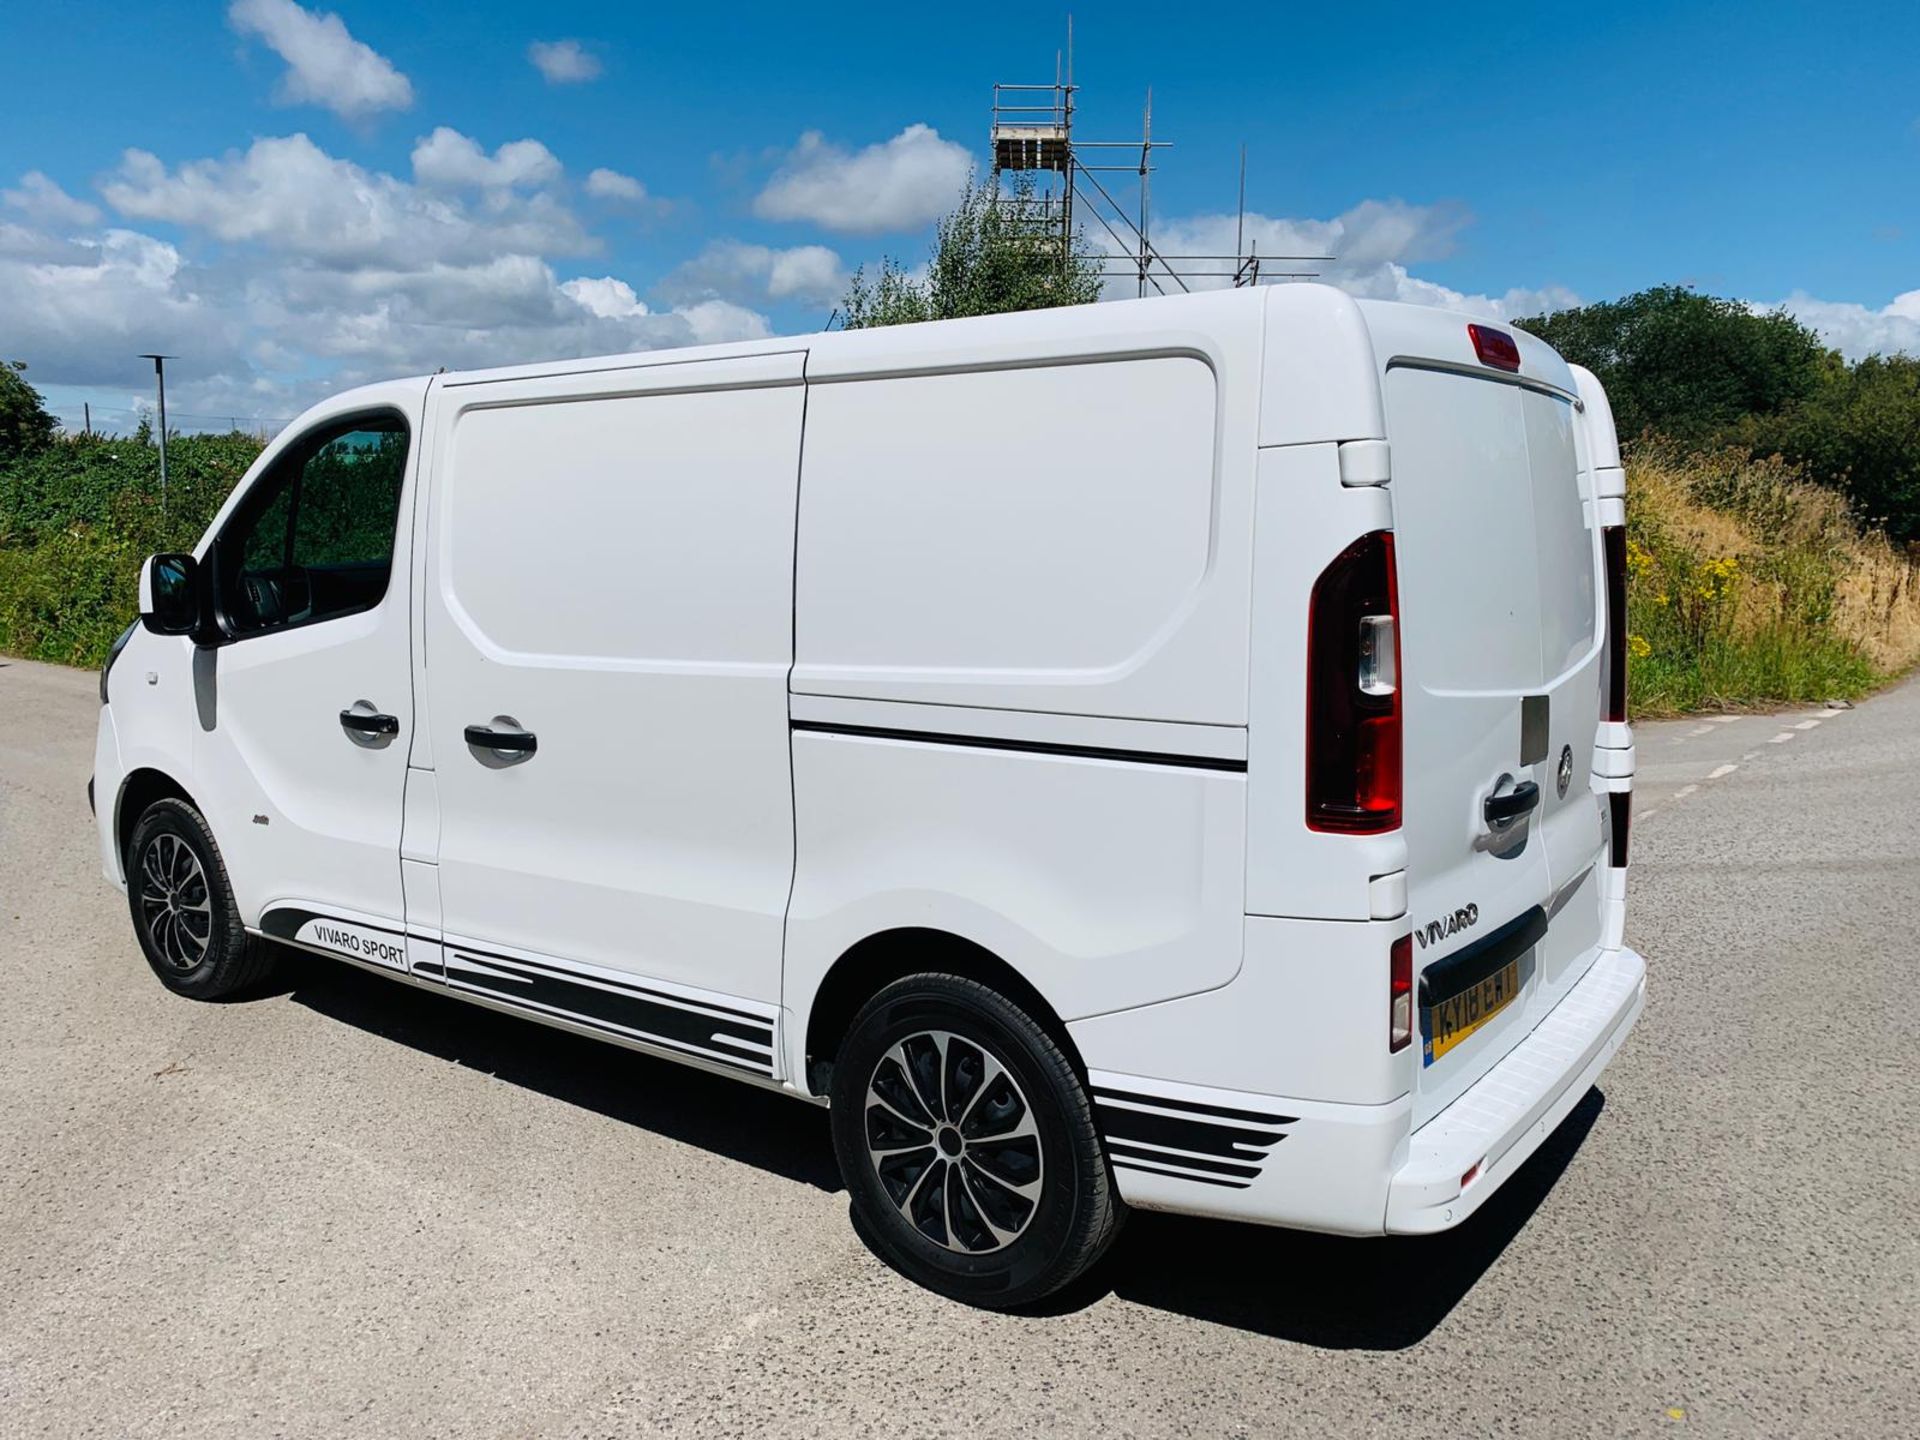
[137,832,212,971]
[864,1029,1044,1253]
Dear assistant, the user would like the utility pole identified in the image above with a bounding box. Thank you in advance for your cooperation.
[83,401,91,436]
[138,354,176,517]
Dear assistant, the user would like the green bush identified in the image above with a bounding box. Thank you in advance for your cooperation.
[0,429,263,666]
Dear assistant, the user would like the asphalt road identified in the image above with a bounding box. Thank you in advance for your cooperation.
[2,655,1915,1438]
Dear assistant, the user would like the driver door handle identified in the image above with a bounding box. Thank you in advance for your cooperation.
[465,723,538,756]
[339,709,399,736]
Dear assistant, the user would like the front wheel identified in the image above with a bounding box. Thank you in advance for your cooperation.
[125,797,278,999]
[829,973,1124,1308]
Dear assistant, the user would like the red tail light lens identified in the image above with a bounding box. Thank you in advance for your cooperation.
[1389,933,1413,1052]
[1608,790,1632,868]
[1468,323,1522,372]
[1603,525,1628,723]
[1306,530,1402,834]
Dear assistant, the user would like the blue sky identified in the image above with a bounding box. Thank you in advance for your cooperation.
[2,0,1916,433]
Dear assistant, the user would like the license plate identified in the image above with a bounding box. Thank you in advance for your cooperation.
[1422,958,1521,1066]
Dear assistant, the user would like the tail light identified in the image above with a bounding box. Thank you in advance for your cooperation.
[1603,525,1628,722]
[1306,530,1402,833]
[1389,933,1413,1052]
[1608,790,1632,868]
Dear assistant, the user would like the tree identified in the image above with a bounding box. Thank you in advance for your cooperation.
[839,173,1105,329]
[1742,354,1920,542]
[1515,286,1830,445]
[0,359,59,465]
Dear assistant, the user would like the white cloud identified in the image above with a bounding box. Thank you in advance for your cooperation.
[585,167,647,202]
[561,275,649,319]
[1772,289,1920,360]
[228,0,413,120]
[101,134,593,267]
[659,239,846,308]
[412,127,562,190]
[754,124,972,233]
[675,300,775,345]
[1128,199,1577,320]
[2,171,101,228]
[9,133,776,417]
[528,39,601,85]
[0,227,244,387]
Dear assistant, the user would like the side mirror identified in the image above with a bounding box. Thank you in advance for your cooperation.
[139,553,201,636]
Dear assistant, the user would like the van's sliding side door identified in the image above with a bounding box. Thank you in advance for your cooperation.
[410,353,805,1080]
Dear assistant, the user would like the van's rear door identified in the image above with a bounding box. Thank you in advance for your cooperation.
[1361,304,1607,1127]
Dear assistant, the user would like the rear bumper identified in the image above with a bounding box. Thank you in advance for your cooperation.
[1090,942,1646,1235]
[1385,943,1645,1232]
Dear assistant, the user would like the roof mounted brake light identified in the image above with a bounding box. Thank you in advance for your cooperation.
[1468,323,1522,372]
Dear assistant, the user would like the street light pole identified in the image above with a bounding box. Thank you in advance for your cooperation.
[138,354,176,518]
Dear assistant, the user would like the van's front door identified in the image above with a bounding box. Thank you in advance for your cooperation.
[191,398,423,970]
[415,355,805,1080]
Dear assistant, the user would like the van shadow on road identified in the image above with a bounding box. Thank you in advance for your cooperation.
[272,948,1599,1350]
[1064,1088,1605,1348]
[275,950,841,1192]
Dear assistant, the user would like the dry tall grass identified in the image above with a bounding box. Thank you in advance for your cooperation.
[1625,446,1920,713]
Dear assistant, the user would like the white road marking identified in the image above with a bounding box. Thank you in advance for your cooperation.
[1688,724,1715,737]
[1711,715,1741,724]
[1794,719,1822,730]
[1708,764,1739,780]
[1674,784,1698,799]
[1742,751,1761,761]
[1770,732,1796,744]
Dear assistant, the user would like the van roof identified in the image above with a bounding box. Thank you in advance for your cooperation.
[318,282,1556,415]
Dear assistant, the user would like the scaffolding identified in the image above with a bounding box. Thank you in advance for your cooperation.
[989,25,1332,295]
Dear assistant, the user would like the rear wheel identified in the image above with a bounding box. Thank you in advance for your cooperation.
[829,973,1123,1308]
[125,798,277,999]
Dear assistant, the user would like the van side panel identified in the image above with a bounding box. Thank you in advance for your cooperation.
[784,732,1249,1030]
[784,346,1260,1061]
[793,344,1257,727]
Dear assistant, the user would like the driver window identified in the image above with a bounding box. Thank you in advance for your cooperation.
[223,416,409,638]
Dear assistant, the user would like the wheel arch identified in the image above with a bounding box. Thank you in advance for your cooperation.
[116,767,198,872]
[801,927,1086,1099]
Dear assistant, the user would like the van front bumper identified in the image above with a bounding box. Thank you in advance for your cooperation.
[1088,942,1646,1235]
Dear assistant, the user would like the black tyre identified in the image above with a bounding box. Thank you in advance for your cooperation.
[125,797,278,999]
[829,972,1124,1308]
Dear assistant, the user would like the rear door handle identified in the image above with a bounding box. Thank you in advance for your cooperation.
[1484,780,1540,829]
[465,723,538,756]
[339,708,399,736]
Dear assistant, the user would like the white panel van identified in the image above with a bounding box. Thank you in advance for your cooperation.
[94,285,1646,1307]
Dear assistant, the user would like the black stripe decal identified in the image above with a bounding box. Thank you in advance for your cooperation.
[446,951,774,1068]
[446,943,771,1025]
[447,982,767,1075]
[1095,1102,1289,1158]
[1418,905,1548,1007]
[1107,1142,1263,1179]
[790,719,1247,774]
[1111,1158,1252,1190]
[1092,1086,1296,1126]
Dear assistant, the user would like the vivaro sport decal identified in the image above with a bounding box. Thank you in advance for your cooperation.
[260,908,410,973]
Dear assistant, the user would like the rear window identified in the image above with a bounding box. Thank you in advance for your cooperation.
[1384,367,1596,691]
